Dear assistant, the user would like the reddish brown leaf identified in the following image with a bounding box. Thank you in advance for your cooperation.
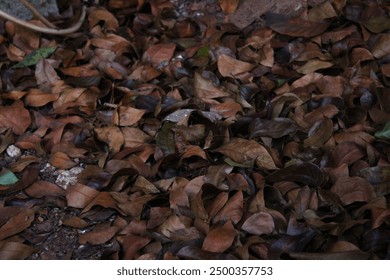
[213,191,244,224]
[202,220,236,253]
[0,100,31,135]
[66,183,99,208]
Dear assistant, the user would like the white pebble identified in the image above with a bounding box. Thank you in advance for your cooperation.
[6,145,21,158]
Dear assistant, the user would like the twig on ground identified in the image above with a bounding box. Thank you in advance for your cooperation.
[19,0,57,28]
[0,3,86,35]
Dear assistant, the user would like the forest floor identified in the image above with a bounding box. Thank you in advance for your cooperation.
[0,0,389,260]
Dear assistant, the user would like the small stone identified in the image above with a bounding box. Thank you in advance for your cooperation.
[6,145,22,158]
[55,166,84,189]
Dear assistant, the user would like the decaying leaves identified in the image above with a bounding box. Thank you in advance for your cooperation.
[0,0,389,260]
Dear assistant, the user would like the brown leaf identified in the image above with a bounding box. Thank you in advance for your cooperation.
[117,235,152,260]
[219,0,240,14]
[118,106,145,126]
[0,208,36,241]
[88,7,119,31]
[216,138,277,170]
[143,43,176,67]
[202,220,236,253]
[81,192,119,214]
[330,176,375,205]
[266,13,329,37]
[194,72,231,101]
[266,162,324,187]
[66,183,99,208]
[79,223,119,245]
[241,212,275,235]
[371,34,390,58]
[296,59,334,74]
[0,100,31,135]
[218,54,254,78]
[358,166,390,196]
[249,118,298,138]
[176,245,237,260]
[49,152,77,169]
[24,89,59,107]
[0,242,35,260]
[94,126,124,154]
[25,180,65,198]
[213,191,244,224]
[35,59,60,88]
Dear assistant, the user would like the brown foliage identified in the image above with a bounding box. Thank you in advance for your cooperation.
[0,0,389,260]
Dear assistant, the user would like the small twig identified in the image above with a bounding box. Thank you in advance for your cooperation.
[19,0,57,28]
[0,5,86,35]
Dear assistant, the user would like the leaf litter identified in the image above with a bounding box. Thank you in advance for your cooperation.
[0,0,389,260]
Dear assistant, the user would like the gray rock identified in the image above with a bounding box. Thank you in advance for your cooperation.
[0,0,59,20]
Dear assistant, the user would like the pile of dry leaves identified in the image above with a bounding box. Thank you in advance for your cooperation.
[0,0,389,259]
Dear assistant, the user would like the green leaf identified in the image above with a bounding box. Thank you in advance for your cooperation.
[374,122,390,140]
[0,169,19,185]
[12,46,57,68]
[224,157,254,168]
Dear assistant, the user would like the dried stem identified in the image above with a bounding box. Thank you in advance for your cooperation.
[19,0,57,28]
[0,4,86,35]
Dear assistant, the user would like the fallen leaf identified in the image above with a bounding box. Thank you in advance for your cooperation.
[0,242,36,260]
[0,100,31,135]
[217,54,254,78]
[219,0,240,14]
[216,138,277,170]
[330,176,375,205]
[202,220,236,253]
[241,212,275,235]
